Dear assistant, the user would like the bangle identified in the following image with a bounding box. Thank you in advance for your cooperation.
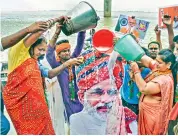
[51,19,56,27]
[50,19,55,26]
[48,20,52,24]
[47,19,55,28]
[46,20,51,27]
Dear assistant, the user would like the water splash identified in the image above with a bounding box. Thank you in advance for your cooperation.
[108,50,120,86]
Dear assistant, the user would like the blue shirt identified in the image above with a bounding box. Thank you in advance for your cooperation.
[38,61,49,78]
[120,64,151,104]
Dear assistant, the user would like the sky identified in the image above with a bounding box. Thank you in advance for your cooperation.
[0,0,178,12]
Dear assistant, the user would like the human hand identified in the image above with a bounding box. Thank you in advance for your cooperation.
[57,16,71,24]
[77,56,84,63]
[154,25,161,36]
[26,21,48,33]
[129,70,134,80]
[162,14,172,26]
[65,57,84,67]
[130,62,140,74]
[113,37,119,45]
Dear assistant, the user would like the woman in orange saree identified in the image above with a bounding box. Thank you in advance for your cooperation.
[130,49,177,135]
[2,16,69,135]
[3,58,55,134]
[2,26,55,134]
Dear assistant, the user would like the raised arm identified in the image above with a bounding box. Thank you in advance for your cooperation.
[162,15,175,51]
[130,55,158,94]
[46,24,63,68]
[130,62,160,95]
[24,31,45,48]
[140,55,156,70]
[1,21,48,50]
[49,23,63,49]
[49,16,70,48]
[154,25,162,50]
[24,16,69,48]
[72,31,86,58]
[46,16,70,68]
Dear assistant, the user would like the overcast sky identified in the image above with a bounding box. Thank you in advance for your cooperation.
[1,0,178,12]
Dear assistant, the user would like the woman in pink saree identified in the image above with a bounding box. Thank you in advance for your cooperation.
[130,49,177,135]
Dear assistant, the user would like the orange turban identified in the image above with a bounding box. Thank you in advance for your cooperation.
[55,43,71,61]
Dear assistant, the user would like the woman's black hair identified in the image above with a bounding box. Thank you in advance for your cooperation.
[29,36,47,57]
[158,49,177,93]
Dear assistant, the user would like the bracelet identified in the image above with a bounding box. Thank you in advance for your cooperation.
[53,31,60,39]
[47,20,52,25]
[50,19,55,26]
[46,20,52,28]
[47,19,55,28]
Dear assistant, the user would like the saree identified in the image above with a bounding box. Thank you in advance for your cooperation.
[168,102,178,135]
[2,58,55,135]
[138,73,174,135]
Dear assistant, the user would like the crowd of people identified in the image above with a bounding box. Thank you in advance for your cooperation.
[0,12,178,135]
